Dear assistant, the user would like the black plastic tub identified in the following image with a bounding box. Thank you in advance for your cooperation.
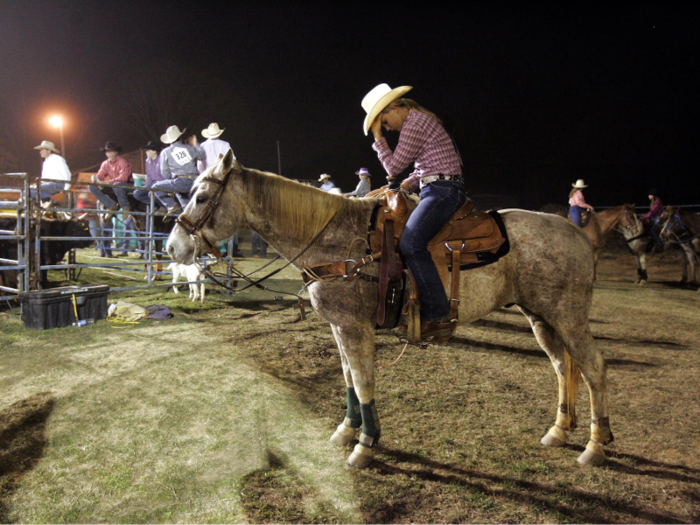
[19,285,110,330]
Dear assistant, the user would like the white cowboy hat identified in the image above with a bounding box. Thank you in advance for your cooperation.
[318,173,331,181]
[34,140,60,154]
[202,122,225,139]
[361,83,413,136]
[572,179,588,189]
[161,125,186,144]
[355,167,371,177]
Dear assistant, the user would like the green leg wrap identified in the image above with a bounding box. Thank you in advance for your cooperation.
[358,400,381,449]
[344,387,362,429]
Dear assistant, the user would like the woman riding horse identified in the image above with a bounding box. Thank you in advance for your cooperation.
[167,151,613,470]
[362,83,466,341]
[568,179,594,227]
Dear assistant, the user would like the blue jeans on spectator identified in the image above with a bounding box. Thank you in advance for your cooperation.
[89,182,131,209]
[88,216,112,257]
[151,177,194,208]
[133,186,163,208]
[30,181,65,202]
[569,205,584,227]
[119,215,145,254]
[252,232,268,256]
[400,181,467,322]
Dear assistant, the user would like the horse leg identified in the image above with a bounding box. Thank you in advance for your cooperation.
[519,308,578,448]
[328,323,378,468]
[559,324,613,466]
[634,249,648,284]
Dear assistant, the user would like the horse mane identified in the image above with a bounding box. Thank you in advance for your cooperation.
[238,168,368,241]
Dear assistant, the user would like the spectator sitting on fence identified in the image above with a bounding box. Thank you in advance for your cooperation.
[133,140,164,209]
[89,141,133,221]
[30,140,72,208]
[198,123,234,173]
[344,167,372,198]
[151,125,206,222]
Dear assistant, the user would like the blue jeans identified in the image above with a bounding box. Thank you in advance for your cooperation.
[569,205,584,227]
[252,232,268,256]
[151,177,194,208]
[89,182,131,209]
[400,181,468,322]
[88,217,111,257]
[30,181,65,202]
[133,186,163,207]
[119,215,145,253]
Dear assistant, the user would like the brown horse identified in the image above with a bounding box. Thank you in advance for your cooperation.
[659,206,700,286]
[167,151,613,469]
[580,204,640,264]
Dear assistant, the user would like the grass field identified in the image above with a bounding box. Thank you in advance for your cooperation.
[1,246,699,523]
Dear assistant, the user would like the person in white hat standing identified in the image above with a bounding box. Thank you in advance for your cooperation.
[30,140,72,205]
[345,167,372,198]
[197,123,235,173]
[318,173,336,192]
[568,179,593,227]
[362,83,467,341]
[151,125,206,221]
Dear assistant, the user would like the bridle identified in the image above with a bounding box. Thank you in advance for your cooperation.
[175,166,236,258]
[173,163,341,300]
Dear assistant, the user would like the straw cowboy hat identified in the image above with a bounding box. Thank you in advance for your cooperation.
[318,173,332,182]
[355,167,372,177]
[34,140,60,154]
[161,125,185,144]
[202,122,225,139]
[361,83,413,135]
[100,141,123,152]
[572,179,588,189]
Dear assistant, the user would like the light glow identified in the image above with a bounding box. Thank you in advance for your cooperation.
[49,115,63,128]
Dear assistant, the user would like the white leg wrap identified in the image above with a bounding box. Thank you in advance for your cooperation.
[577,440,606,466]
[329,423,357,447]
[347,443,374,468]
[540,425,567,447]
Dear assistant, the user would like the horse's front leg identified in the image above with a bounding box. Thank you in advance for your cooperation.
[328,323,379,468]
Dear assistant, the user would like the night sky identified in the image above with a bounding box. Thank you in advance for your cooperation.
[1,2,698,209]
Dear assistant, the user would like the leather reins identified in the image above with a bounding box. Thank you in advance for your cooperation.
[175,165,340,298]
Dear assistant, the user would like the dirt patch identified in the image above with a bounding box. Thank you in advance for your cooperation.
[0,392,54,523]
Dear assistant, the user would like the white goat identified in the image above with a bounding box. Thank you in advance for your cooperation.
[167,262,205,302]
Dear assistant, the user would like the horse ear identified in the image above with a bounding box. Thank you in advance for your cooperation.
[221,149,235,173]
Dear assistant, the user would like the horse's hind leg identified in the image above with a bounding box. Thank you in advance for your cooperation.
[519,308,578,448]
[328,323,378,468]
[560,324,613,466]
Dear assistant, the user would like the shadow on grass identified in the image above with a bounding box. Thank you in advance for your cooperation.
[471,319,533,334]
[0,392,55,523]
[595,334,685,348]
[448,335,545,359]
[605,451,700,484]
[239,449,345,524]
[367,446,693,524]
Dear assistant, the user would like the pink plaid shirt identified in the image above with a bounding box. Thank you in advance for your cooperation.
[96,155,132,184]
[372,111,462,188]
[568,189,592,209]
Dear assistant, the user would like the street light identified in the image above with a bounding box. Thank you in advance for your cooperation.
[49,115,65,158]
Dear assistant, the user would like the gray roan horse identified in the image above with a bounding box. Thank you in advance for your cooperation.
[166,151,613,468]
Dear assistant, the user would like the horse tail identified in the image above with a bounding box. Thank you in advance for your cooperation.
[564,350,580,429]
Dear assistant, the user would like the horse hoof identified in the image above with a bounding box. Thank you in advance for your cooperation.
[540,426,566,447]
[577,441,606,466]
[330,424,357,447]
[347,443,373,468]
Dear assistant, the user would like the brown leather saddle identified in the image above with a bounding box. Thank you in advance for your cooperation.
[368,188,509,337]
